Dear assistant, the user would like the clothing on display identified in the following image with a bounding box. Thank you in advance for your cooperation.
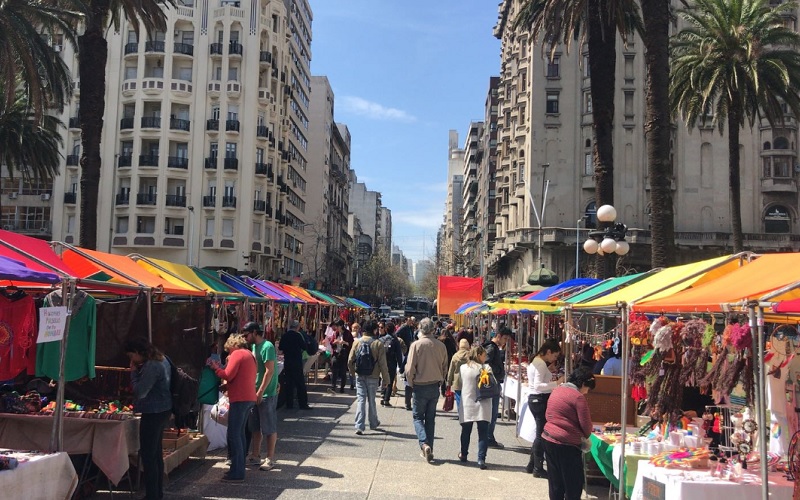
[0,291,37,380]
[36,290,97,381]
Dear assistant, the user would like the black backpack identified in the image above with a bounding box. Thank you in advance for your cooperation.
[167,358,199,417]
[382,335,398,365]
[303,331,319,355]
[354,340,376,376]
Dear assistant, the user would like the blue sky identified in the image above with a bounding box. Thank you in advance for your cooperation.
[309,2,501,264]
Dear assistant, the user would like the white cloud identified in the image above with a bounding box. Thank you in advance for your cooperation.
[339,96,416,123]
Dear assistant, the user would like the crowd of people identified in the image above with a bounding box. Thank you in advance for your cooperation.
[125,314,595,500]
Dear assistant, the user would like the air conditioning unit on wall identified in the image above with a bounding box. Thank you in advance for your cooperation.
[8,192,17,200]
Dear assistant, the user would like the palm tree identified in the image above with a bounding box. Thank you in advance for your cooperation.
[76,0,172,249]
[0,0,80,116]
[671,0,800,253]
[640,0,674,269]
[513,0,641,277]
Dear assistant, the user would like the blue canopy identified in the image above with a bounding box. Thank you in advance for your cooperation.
[0,255,60,284]
[521,278,601,301]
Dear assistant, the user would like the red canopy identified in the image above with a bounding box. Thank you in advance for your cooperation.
[437,276,483,315]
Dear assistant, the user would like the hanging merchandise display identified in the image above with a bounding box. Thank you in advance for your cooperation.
[36,289,97,382]
[0,290,37,380]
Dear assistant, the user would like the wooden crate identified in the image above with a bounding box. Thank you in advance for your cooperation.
[162,433,190,451]
[584,375,636,425]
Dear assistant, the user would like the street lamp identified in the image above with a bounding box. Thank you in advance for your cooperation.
[582,204,629,256]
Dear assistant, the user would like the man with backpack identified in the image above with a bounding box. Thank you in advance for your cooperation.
[379,321,403,407]
[347,320,389,435]
[483,326,513,448]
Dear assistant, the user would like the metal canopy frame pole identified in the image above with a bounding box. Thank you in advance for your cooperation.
[51,279,76,452]
[748,303,769,500]
[617,302,629,500]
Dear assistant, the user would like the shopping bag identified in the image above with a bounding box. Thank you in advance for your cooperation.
[210,394,229,426]
[443,388,455,412]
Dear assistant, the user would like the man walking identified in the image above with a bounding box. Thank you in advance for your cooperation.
[379,322,403,407]
[278,320,311,410]
[330,319,353,393]
[396,317,416,410]
[405,318,447,463]
[348,320,389,434]
[483,326,512,448]
[243,322,279,471]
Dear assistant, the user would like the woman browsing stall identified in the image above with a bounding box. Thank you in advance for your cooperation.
[526,339,563,478]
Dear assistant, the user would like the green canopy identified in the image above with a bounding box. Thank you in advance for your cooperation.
[565,272,653,305]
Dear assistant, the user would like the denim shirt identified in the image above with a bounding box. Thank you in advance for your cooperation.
[130,357,172,414]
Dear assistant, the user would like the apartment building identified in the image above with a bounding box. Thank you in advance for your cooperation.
[378,206,392,257]
[305,75,353,292]
[440,130,465,276]
[44,0,314,280]
[348,175,382,257]
[461,121,484,279]
[487,0,800,292]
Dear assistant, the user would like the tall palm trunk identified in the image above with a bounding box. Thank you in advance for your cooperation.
[78,0,111,250]
[588,0,617,278]
[641,0,674,268]
[728,98,744,253]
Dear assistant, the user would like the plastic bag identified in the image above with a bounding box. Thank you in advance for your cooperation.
[210,394,229,426]
[443,389,454,412]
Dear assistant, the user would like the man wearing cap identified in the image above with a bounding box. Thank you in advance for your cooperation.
[243,322,279,470]
[483,326,513,448]
[278,319,311,410]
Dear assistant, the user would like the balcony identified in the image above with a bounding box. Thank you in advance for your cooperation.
[265,204,272,217]
[69,117,80,129]
[169,118,190,132]
[138,154,159,167]
[144,40,165,52]
[225,119,240,132]
[169,79,193,96]
[141,77,165,95]
[253,200,266,212]
[173,43,194,56]
[226,81,240,97]
[165,194,187,207]
[120,117,134,130]
[118,155,133,168]
[256,125,268,138]
[115,193,129,205]
[124,42,138,55]
[204,157,217,170]
[209,42,223,55]
[167,156,188,169]
[254,162,270,176]
[223,157,238,170]
[761,177,797,193]
[140,116,161,129]
[228,41,243,56]
[202,195,216,207]
[136,192,157,205]
[259,51,272,64]
[206,119,219,131]
[222,196,237,208]
[207,80,221,96]
[65,155,79,166]
[64,192,77,204]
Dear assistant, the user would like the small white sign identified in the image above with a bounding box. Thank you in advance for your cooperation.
[38,306,68,343]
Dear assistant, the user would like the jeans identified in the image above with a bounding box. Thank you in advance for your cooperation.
[454,390,462,415]
[488,394,500,443]
[283,364,308,408]
[543,439,584,500]
[331,356,348,391]
[460,420,489,462]
[411,382,440,449]
[355,376,380,431]
[139,410,171,500]
[528,395,549,470]
[227,401,255,479]
[381,366,397,404]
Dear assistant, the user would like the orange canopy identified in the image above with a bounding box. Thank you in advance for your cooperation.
[61,247,206,296]
[276,283,323,304]
[634,253,800,313]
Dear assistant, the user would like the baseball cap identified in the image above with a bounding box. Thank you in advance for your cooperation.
[243,321,262,334]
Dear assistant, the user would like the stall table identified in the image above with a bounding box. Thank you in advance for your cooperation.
[589,431,646,497]
[630,461,794,500]
[0,449,78,500]
[501,376,536,442]
[0,413,138,486]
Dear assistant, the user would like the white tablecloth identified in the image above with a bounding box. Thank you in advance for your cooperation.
[631,460,794,500]
[502,376,536,442]
[0,450,77,500]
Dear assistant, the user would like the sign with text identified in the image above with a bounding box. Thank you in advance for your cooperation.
[642,476,666,500]
[38,306,68,343]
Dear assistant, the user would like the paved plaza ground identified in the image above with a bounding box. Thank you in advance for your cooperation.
[98,384,609,499]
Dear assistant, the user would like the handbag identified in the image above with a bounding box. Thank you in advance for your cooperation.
[476,366,501,402]
[210,394,229,426]
[443,388,455,412]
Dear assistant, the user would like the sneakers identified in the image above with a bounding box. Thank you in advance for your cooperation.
[532,468,548,479]
[246,456,262,466]
[259,458,275,471]
[421,444,433,463]
[224,459,232,466]
[220,474,244,483]
[488,440,504,449]
[478,461,487,470]
[355,429,363,435]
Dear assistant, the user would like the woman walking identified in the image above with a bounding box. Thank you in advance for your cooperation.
[458,345,493,469]
[210,334,257,482]
[446,338,471,414]
[125,338,172,500]
[526,339,563,477]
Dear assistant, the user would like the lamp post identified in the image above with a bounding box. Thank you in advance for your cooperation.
[582,205,629,276]
[575,217,584,279]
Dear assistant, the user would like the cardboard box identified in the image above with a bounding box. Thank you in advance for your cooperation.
[162,433,190,451]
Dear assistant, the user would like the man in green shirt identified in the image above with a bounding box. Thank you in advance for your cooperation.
[244,322,279,471]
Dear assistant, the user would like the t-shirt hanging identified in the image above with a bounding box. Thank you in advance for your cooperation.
[0,293,36,380]
[36,290,97,381]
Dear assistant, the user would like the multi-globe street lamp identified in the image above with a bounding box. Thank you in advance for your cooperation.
[582,204,630,257]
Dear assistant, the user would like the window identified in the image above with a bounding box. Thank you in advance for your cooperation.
[227,105,238,121]
[584,202,598,229]
[181,31,194,45]
[765,205,791,233]
[256,147,264,163]
[584,153,593,176]
[116,216,129,233]
[546,55,560,78]
[583,55,590,77]
[624,91,634,116]
[205,217,215,236]
[211,106,220,120]
[546,92,559,114]
[222,218,234,237]
[224,180,235,197]
[253,221,262,240]
[127,31,138,44]
[209,142,218,158]
[228,65,239,81]
[165,217,184,235]
[66,215,76,234]
[583,92,592,114]
[774,136,790,149]
[125,66,137,80]
[136,216,155,234]
[624,55,635,79]
[225,142,237,158]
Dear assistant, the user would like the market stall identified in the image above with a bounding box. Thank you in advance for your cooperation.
[0,449,78,500]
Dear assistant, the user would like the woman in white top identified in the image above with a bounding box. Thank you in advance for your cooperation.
[526,339,563,477]
[459,345,493,469]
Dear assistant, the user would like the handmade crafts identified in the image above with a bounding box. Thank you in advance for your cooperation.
[650,447,711,468]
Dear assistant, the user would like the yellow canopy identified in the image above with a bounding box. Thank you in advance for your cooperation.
[132,255,243,298]
[574,255,742,310]
[486,298,563,314]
